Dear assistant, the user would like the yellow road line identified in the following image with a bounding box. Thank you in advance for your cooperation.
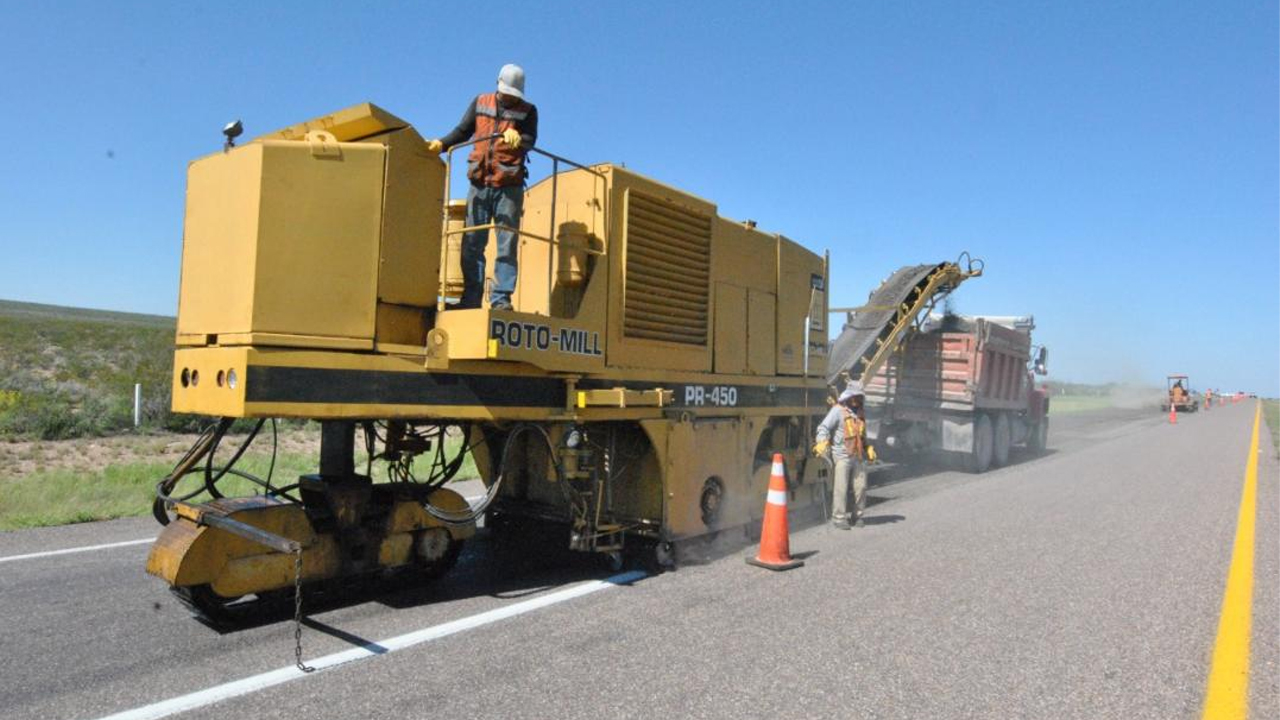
[1201,402,1262,719]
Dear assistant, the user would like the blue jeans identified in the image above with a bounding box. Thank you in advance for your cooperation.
[462,184,523,308]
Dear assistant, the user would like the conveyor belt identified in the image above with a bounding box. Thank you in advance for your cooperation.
[827,256,982,386]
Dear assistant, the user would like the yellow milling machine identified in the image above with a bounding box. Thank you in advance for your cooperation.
[146,103,835,619]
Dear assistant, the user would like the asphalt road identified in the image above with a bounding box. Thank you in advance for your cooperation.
[1,403,1275,719]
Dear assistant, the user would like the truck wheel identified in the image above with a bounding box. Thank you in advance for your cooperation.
[993,413,1011,467]
[969,414,994,473]
[1028,418,1049,453]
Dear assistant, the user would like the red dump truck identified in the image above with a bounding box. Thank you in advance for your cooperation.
[864,314,1049,472]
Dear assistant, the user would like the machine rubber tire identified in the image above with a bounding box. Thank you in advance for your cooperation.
[993,413,1011,467]
[171,585,245,625]
[415,528,464,580]
[653,541,676,570]
[969,413,994,473]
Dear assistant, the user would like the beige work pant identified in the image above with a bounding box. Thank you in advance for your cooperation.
[831,456,867,522]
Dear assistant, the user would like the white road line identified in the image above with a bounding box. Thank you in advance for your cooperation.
[0,538,153,564]
[97,570,646,720]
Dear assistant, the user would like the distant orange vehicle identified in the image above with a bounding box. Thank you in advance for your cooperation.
[1162,374,1199,413]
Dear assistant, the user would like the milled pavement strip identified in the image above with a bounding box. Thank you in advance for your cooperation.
[94,570,645,720]
[0,538,153,563]
[1200,402,1262,719]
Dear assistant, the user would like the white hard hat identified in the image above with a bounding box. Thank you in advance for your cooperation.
[497,64,525,99]
[839,381,864,402]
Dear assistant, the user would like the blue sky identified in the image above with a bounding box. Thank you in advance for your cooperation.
[1,1,1276,394]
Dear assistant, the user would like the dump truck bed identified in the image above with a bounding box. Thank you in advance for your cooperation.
[865,316,1031,414]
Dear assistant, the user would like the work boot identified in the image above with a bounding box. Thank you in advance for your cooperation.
[831,517,851,531]
[490,299,513,311]
[852,514,865,528]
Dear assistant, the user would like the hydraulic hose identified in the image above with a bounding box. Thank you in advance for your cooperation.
[153,417,294,525]
[422,423,558,526]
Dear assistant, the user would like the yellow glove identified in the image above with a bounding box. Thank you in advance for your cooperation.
[501,128,522,148]
[426,139,444,154]
[866,445,878,463]
[812,440,830,457]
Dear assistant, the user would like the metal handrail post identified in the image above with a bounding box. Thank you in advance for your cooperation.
[548,157,559,315]
[437,135,608,315]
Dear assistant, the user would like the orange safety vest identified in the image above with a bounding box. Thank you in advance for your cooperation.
[839,406,865,460]
[467,93,533,188]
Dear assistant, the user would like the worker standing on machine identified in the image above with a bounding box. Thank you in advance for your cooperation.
[427,64,539,310]
[813,382,873,529]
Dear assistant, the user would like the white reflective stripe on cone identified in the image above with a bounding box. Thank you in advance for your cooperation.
[766,489,788,506]
[771,461,785,476]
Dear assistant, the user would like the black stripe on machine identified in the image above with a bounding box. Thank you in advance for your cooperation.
[245,367,563,407]
[244,366,827,410]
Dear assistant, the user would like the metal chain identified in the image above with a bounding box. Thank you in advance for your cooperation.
[293,547,314,673]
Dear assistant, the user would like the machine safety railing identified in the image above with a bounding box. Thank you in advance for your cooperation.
[438,135,610,315]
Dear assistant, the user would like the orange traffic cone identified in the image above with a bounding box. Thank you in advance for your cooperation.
[746,453,804,571]
[1169,403,1177,424]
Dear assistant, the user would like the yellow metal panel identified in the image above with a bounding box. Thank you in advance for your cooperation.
[150,499,323,589]
[606,169,714,373]
[747,289,777,375]
[713,283,747,375]
[252,138,384,339]
[776,235,827,375]
[375,302,427,347]
[176,136,387,344]
[711,219,775,292]
[146,517,205,584]
[517,168,610,319]
[435,308,607,374]
[216,332,374,351]
[376,341,428,356]
[511,168,608,319]
[177,146,262,337]
[257,102,409,143]
[662,418,746,539]
[214,535,341,596]
[622,190,712,344]
[171,346,249,417]
[575,387,672,408]
[375,127,445,306]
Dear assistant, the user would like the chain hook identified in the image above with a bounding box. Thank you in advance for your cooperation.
[293,547,314,673]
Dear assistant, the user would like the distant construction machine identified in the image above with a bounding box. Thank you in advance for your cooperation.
[1162,374,1199,413]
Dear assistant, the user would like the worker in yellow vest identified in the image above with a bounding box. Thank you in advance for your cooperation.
[813,382,874,529]
[428,64,539,310]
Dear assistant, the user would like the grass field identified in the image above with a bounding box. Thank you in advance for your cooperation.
[1263,399,1279,457]
[1048,395,1114,415]
[0,299,183,438]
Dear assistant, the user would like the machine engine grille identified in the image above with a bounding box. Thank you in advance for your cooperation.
[622,190,712,345]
